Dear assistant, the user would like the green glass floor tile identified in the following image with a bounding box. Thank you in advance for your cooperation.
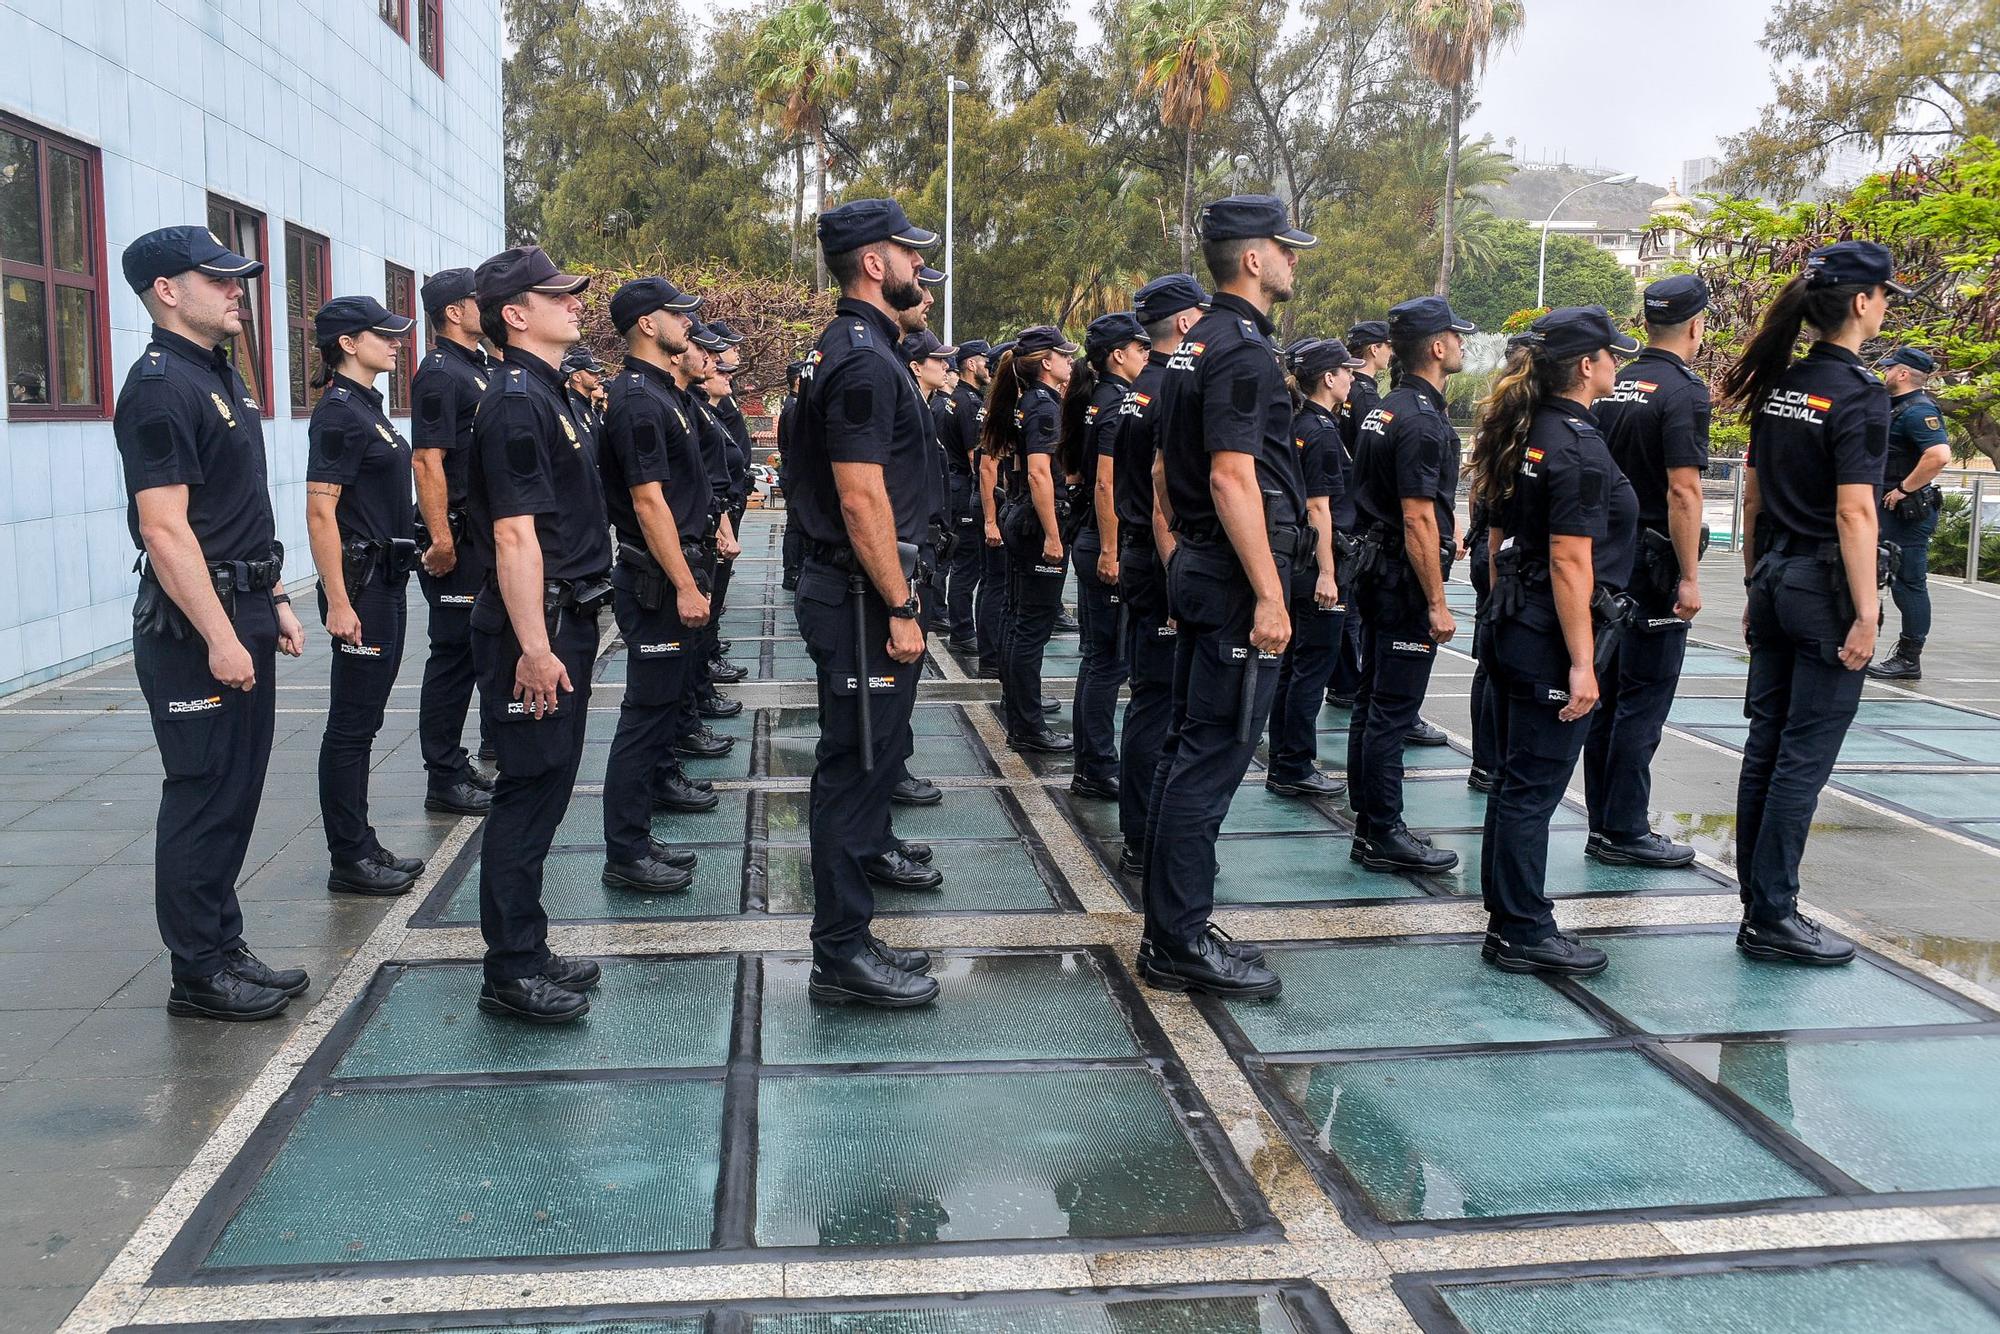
[767,733,989,779]
[204,1080,724,1268]
[1228,943,1605,1052]
[1854,698,1983,726]
[1423,828,1717,897]
[1681,647,1751,676]
[765,787,1018,843]
[677,743,754,780]
[760,952,1137,1064]
[1219,786,1341,835]
[1705,1034,2000,1193]
[336,960,737,1078]
[1887,728,2000,764]
[1579,934,1976,1035]
[1066,790,1123,841]
[771,705,965,738]
[1275,1047,1818,1221]
[1836,730,1959,764]
[552,790,750,846]
[1395,778,1491,831]
[1213,834,1428,902]
[752,1294,1298,1333]
[435,1321,703,1334]
[1840,772,2000,822]
[764,839,1057,914]
[440,847,745,922]
[576,743,611,783]
[755,1068,1235,1245]
[1669,697,1751,726]
[1440,1261,2000,1334]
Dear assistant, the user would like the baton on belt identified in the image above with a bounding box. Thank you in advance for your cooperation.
[1235,646,1260,744]
[851,574,874,774]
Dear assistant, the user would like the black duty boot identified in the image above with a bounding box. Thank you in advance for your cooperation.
[647,839,700,871]
[696,691,744,719]
[1482,931,1609,976]
[1070,773,1121,800]
[372,849,426,877]
[479,975,590,1023]
[1467,767,1496,793]
[1265,770,1345,799]
[1137,925,1265,971]
[1008,729,1072,754]
[1325,690,1355,708]
[464,764,497,792]
[1117,846,1146,878]
[603,854,694,893]
[1737,912,1856,966]
[543,953,602,992]
[1139,929,1282,999]
[708,657,749,683]
[1040,695,1061,713]
[898,840,934,864]
[1587,831,1696,868]
[1353,822,1459,873]
[168,970,290,1021]
[891,775,943,806]
[426,778,492,815]
[1053,610,1080,633]
[674,726,735,758]
[867,934,933,975]
[654,773,720,813]
[1865,637,1923,681]
[328,853,417,896]
[862,849,944,891]
[1404,718,1449,746]
[225,947,309,997]
[809,951,940,1007]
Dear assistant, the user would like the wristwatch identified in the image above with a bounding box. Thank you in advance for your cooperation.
[887,591,921,620]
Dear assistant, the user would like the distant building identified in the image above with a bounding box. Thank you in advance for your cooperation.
[1531,220,1648,280]
[1681,157,1720,196]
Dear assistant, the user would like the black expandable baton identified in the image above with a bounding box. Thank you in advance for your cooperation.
[1115,597,1130,668]
[851,573,873,773]
[1235,647,1268,744]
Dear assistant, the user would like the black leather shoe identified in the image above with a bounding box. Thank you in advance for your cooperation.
[1587,831,1696,868]
[1325,690,1355,709]
[1266,771,1345,799]
[464,764,497,792]
[1117,846,1146,878]
[862,849,944,891]
[647,840,699,871]
[604,854,694,893]
[167,970,290,1021]
[1738,912,1855,966]
[1467,767,1496,793]
[715,639,733,654]
[697,692,744,719]
[947,636,978,653]
[1070,773,1121,800]
[708,657,749,683]
[1405,718,1449,746]
[654,774,720,812]
[1054,611,1080,633]
[898,840,933,864]
[1139,930,1281,998]
[543,953,602,992]
[1482,932,1608,976]
[1865,637,1922,681]
[891,775,943,806]
[328,854,417,896]
[426,778,492,815]
[1040,695,1061,713]
[225,947,309,997]
[478,975,590,1023]
[1354,822,1459,873]
[1009,730,1073,754]
[372,849,425,877]
[867,933,933,975]
[674,726,735,758]
[1138,925,1264,969]
[809,951,939,1007]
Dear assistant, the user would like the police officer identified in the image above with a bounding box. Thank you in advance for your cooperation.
[779,358,807,591]
[1266,337,1360,799]
[466,246,612,1023]
[1328,320,1390,708]
[410,269,495,816]
[1719,240,1901,966]
[561,345,608,443]
[1141,194,1314,999]
[1067,312,1150,799]
[594,276,712,896]
[304,295,425,897]
[974,340,1016,679]
[1868,347,1952,680]
[704,324,755,679]
[1115,275,1208,880]
[684,327,747,741]
[908,328,961,635]
[789,198,946,1007]
[117,226,310,1021]
[1580,274,1712,868]
[1471,307,1640,976]
[940,339,991,651]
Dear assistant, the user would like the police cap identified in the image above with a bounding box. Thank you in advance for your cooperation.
[956,339,992,362]
[559,345,606,376]
[122,224,265,294]
[1197,194,1317,248]
[1641,273,1709,324]
[708,320,745,346]
[1296,338,1365,378]
[420,268,477,315]
[1134,274,1210,324]
[1528,305,1641,361]
[1014,325,1080,357]
[1880,347,1937,374]
[312,294,415,341]
[1388,296,1475,341]
[609,277,700,332]
[1345,319,1390,348]
[688,322,729,353]
[1085,312,1149,359]
[817,198,940,254]
[899,330,957,362]
[1804,239,1911,295]
[474,246,588,302]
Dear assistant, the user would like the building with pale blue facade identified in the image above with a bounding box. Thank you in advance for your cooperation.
[0,0,503,694]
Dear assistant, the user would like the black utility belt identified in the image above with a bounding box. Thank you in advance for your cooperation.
[1892,484,1943,522]
[1761,529,1843,563]
[544,575,613,615]
[1174,522,1309,563]
[803,540,928,584]
[414,509,468,550]
[134,542,284,597]
[342,536,419,590]
[1118,526,1154,552]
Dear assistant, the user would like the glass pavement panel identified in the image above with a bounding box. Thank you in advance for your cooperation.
[201,1080,725,1269]
[751,1292,1306,1332]
[754,1068,1236,1246]
[1838,773,2000,823]
[770,705,967,738]
[552,790,752,846]
[1214,835,1430,903]
[764,787,1019,842]
[437,847,746,922]
[1887,728,2000,764]
[1272,1047,1820,1222]
[335,961,737,1078]
[767,732,990,779]
[762,839,1060,914]
[1394,777,1498,831]
[760,952,1139,1065]
[1422,828,1718,896]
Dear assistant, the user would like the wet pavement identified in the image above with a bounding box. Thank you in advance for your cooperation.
[4,511,1999,1333]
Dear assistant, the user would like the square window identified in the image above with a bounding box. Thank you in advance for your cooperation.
[2,115,109,419]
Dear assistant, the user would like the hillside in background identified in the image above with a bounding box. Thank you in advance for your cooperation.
[1486,163,1673,230]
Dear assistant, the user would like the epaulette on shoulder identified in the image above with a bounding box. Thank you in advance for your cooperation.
[504,367,529,395]
[1847,362,1882,387]
[328,384,352,402]
[139,347,169,379]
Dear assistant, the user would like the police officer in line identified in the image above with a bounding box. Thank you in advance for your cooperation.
[303,296,427,897]
[1142,194,1315,1000]
[1867,346,1952,680]
[466,245,612,1024]
[940,338,992,652]
[682,325,747,742]
[1580,274,1713,869]
[779,357,807,591]
[1265,337,1361,800]
[410,269,496,817]
[597,276,712,893]
[1346,296,1472,875]
[1066,312,1150,800]
[788,198,946,1008]
[1114,274,1209,881]
[561,345,608,444]
[1720,240,1902,967]
[691,334,750,689]
[115,226,310,1021]
[1470,307,1640,977]
[1327,319,1389,708]
[908,328,961,642]
[973,340,1017,679]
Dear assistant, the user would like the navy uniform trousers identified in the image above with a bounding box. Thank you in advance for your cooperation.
[1069,528,1126,783]
[416,552,489,782]
[1345,572,1441,834]
[317,571,408,862]
[136,591,276,981]
[1118,538,1176,856]
[603,582,698,864]
[1266,567,1343,784]
[1881,501,1941,646]
[975,539,1009,674]
[1001,545,1066,737]
[1581,583,1688,841]
[945,472,982,642]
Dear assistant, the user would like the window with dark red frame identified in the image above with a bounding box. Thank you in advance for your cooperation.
[285,223,332,415]
[205,195,272,416]
[379,0,407,39]
[1,113,110,421]
[417,0,444,75]
[385,261,416,415]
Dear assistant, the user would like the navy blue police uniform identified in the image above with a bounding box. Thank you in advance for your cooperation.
[1069,313,1146,791]
[975,341,1017,676]
[941,340,990,644]
[1876,347,1950,661]
[778,369,804,589]
[1327,320,1386,702]
[998,326,1077,745]
[902,329,958,635]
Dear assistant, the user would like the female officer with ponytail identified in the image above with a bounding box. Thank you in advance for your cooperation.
[1470,306,1638,977]
[1718,241,1901,967]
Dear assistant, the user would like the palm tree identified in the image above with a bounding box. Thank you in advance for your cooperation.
[1129,0,1253,274]
[1403,0,1524,296]
[748,0,858,288]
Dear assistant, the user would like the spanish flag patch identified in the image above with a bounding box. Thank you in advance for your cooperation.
[1524,447,1545,463]
[1805,394,1833,412]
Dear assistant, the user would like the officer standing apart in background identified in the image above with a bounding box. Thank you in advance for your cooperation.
[1868,347,1952,680]
[115,226,309,1021]
[1580,274,1711,869]
[1141,195,1314,1000]
[467,246,613,1023]
[1328,321,1389,708]
[789,198,944,1008]
[411,269,495,816]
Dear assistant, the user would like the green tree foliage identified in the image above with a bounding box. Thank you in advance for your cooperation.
[1448,219,1638,329]
[1399,0,1523,296]
[747,0,859,288]
[1128,0,1254,274]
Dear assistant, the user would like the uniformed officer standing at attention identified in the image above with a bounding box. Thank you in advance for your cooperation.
[410,269,495,817]
[1470,307,1640,976]
[1867,346,1952,680]
[1327,320,1390,708]
[790,198,945,1007]
[974,339,1016,679]
[686,329,749,711]
[304,295,426,897]
[466,246,612,1023]
[779,357,807,591]
[1115,275,1208,881]
[114,226,309,1020]
[561,345,608,444]
[1141,194,1315,999]
[941,339,991,650]
[1346,297,1471,875]
[598,276,710,893]
[1719,240,1901,966]
[1580,275,1712,869]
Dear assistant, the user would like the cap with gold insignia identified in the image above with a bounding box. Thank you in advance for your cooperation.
[122,225,265,294]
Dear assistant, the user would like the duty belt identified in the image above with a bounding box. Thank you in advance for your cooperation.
[1173,521,1308,562]
[134,542,284,596]
[1118,525,1154,551]
[1761,528,1843,563]
[544,575,614,614]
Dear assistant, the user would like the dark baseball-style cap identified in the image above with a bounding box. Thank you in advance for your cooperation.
[1805,240,1911,295]
[956,339,992,362]
[559,346,606,376]
[817,198,940,254]
[474,246,588,301]
[899,330,957,362]
[1296,338,1365,378]
[1014,325,1080,357]
[1880,347,1937,374]
[312,295,415,341]
[708,320,745,346]
[122,225,265,293]
[917,266,947,286]
[1345,319,1390,348]
[1641,274,1710,324]
[1085,312,1149,358]
[609,277,700,332]
[420,268,477,313]
[1387,296,1475,341]
[1134,274,1210,323]
[1198,194,1317,248]
[1529,305,1641,360]
[688,322,730,353]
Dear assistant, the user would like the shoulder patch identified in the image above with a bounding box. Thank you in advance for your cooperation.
[1925,415,1943,431]
[140,349,167,379]
[1231,376,1260,414]
[505,368,528,395]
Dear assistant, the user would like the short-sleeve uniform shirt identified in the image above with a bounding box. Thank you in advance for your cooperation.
[1594,347,1709,528]
[786,298,934,547]
[409,339,490,508]
[306,373,413,543]
[1505,399,1638,591]
[1747,342,1889,543]
[468,347,611,582]
[1353,375,1459,546]
[600,359,708,544]
[1293,400,1344,508]
[1113,352,1168,533]
[1884,390,1950,488]
[1076,372,1132,537]
[1004,382,1062,503]
[1156,292,1304,533]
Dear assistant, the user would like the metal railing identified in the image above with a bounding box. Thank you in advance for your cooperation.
[1705,461,1996,583]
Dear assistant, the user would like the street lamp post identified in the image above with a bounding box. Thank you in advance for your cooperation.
[1537,172,1638,308]
[944,75,970,344]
